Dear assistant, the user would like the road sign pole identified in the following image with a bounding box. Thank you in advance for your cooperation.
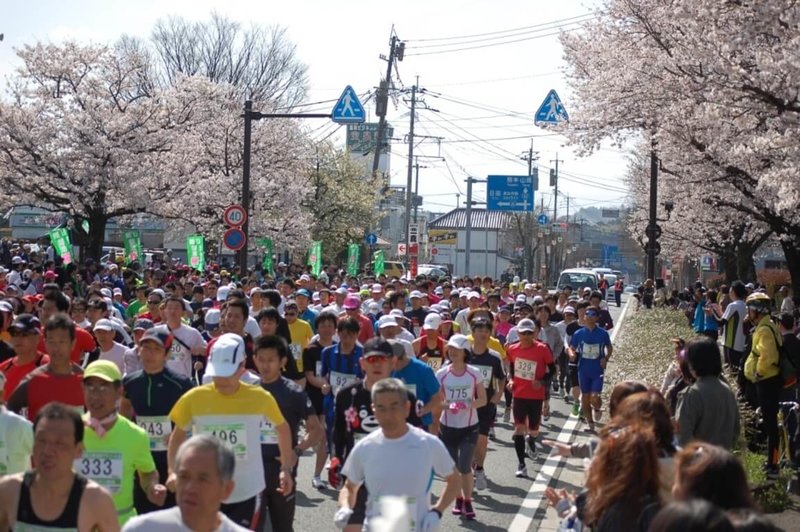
[239,100,253,275]
[465,177,474,276]
[405,84,416,270]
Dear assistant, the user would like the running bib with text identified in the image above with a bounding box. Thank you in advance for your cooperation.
[137,416,172,452]
[75,452,123,493]
[445,384,472,403]
[259,419,278,445]
[330,371,358,395]
[581,343,601,360]
[425,357,442,371]
[514,358,537,381]
[197,422,247,459]
[290,344,304,371]
[316,361,323,376]
[473,365,493,389]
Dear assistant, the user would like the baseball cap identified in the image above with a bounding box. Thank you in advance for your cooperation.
[206,333,246,378]
[516,318,537,332]
[9,314,41,334]
[371,283,383,293]
[343,296,361,310]
[249,287,262,297]
[100,288,112,299]
[470,317,492,330]
[377,315,398,329]
[295,288,311,299]
[515,294,527,303]
[467,291,481,300]
[368,301,381,313]
[532,296,544,305]
[335,287,348,295]
[204,308,221,326]
[11,256,25,264]
[140,328,172,349]
[93,319,115,332]
[0,300,14,314]
[389,309,409,321]
[43,271,57,281]
[151,288,167,299]
[447,334,470,350]
[363,337,394,358]
[423,313,442,331]
[563,306,576,315]
[202,298,215,309]
[217,285,231,302]
[284,299,299,310]
[112,287,123,296]
[84,360,122,383]
[409,290,424,299]
[133,318,155,331]
[498,305,512,314]
[299,274,311,282]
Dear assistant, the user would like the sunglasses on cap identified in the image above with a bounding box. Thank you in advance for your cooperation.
[365,354,391,364]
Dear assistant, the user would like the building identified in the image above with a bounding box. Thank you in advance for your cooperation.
[426,208,514,277]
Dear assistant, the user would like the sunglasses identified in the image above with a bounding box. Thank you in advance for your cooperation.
[285,312,297,317]
[365,355,390,363]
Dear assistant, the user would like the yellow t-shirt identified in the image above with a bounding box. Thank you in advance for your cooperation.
[467,335,507,360]
[169,382,285,503]
[79,415,155,524]
[287,319,313,372]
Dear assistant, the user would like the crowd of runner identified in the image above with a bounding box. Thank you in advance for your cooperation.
[0,246,793,531]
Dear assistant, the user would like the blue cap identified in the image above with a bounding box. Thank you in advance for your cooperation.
[295,288,311,299]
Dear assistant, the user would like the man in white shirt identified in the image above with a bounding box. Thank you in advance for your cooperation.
[93,319,128,375]
[159,296,207,379]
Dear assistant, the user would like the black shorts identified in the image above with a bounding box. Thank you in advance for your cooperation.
[568,364,579,389]
[306,387,324,416]
[477,403,497,436]
[347,485,369,526]
[221,495,259,530]
[439,424,479,474]
[512,397,543,431]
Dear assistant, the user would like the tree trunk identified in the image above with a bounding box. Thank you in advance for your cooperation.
[780,237,800,290]
[735,241,757,283]
[85,211,108,262]
[720,247,738,284]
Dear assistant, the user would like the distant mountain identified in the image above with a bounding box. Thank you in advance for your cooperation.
[570,206,630,225]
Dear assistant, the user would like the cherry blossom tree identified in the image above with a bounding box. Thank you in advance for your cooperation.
[562,0,800,285]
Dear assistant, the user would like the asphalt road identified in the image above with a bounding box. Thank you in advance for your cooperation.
[285,297,627,532]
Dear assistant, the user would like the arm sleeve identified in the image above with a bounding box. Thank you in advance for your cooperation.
[431,438,456,476]
[675,390,697,446]
[340,444,365,484]
[302,347,316,375]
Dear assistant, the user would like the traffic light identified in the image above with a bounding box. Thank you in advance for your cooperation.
[549,168,556,187]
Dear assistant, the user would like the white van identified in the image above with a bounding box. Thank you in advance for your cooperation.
[556,268,600,293]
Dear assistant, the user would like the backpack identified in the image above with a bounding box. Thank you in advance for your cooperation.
[764,325,798,389]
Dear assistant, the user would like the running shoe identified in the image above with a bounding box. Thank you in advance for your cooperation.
[563,389,570,401]
[571,402,581,417]
[474,469,488,491]
[312,476,326,490]
[452,497,464,515]
[515,463,527,477]
[463,499,476,520]
[503,409,511,423]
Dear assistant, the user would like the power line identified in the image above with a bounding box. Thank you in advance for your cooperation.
[405,28,583,57]
[405,13,598,43]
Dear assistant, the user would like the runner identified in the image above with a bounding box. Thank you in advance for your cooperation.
[343,296,374,345]
[709,280,747,371]
[412,313,447,371]
[7,313,85,421]
[392,330,441,434]
[334,378,461,532]
[0,314,49,402]
[320,317,364,450]
[405,291,429,337]
[376,314,415,358]
[302,312,338,490]
[167,333,296,528]
[121,328,193,515]
[80,360,167,524]
[38,291,98,366]
[0,372,32,476]
[467,319,506,491]
[160,295,207,380]
[0,402,119,530]
[567,306,613,433]
[253,335,323,532]
[93,319,127,375]
[122,434,248,531]
[436,334,487,520]
[506,318,556,477]
[284,299,312,377]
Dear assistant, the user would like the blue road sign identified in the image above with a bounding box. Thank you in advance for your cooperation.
[534,90,569,126]
[223,227,246,251]
[537,214,549,226]
[365,233,378,246]
[487,175,534,212]
[332,85,366,124]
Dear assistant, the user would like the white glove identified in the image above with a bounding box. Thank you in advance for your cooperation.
[420,509,441,532]
[334,507,354,529]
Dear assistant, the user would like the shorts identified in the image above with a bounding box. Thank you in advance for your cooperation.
[568,364,579,389]
[477,403,497,436]
[439,424,479,474]
[221,495,260,530]
[307,388,324,416]
[512,397,543,431]
[347,485,369,526]
[578,372,604,394]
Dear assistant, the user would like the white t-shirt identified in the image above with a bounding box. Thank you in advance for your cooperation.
[122,506,248,531]
[721,299,747,352]
[341,426,455,531]
[244,316,261,340]
[99,342,128,375]
[435,364,482,429]
[397,328,416,344]
[0,406,33,475]
[161,324,207,378]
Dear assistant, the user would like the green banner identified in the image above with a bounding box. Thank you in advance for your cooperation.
[308,241,322,277]
[373,249,385,276]
[186,235,205,272]
[347,244,360,276]
[258,238,274,276]
[49,227,73,265]
[123,230,143,265]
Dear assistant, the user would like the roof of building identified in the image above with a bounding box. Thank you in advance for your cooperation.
[428,208,513,231]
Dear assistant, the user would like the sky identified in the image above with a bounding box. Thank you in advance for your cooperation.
[0,0,631,218]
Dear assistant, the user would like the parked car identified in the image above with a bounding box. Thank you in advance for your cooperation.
[556,268,599,293]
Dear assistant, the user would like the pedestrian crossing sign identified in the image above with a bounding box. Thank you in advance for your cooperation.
[332,85,366,124]
[534,89,569,126]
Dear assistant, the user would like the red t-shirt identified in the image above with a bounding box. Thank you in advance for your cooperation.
[507,340,553,400]
[37,326,97,364]
[8,363,85,421]
[0,352,50,401]
[353,313,374,345]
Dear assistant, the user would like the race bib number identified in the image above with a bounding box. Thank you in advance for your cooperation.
[582,343,601,360]
[75,452,123,493]
[474,365,493,389]
[259,419,278,445]
[198,423,247,459]
[330,371,358,395]
[137,416,172,452]
[413,326,421,337]
[0,439,7,474]
[316,361,323,376]
[375,496,418,532]
[290,344,304,372]
[425,357,442,371]
[445,384,472,403]
[514,358,537,381]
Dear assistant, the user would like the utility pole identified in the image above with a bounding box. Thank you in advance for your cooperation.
[413,157,428,222]
[372,35,404,180]
[464,177,487,276]
[404,83,417,265]
[239,100,253,274]
[549,154,563,285]
[520,142,539,280]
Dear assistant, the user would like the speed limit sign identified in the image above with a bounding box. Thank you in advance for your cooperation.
[223,204,247,227]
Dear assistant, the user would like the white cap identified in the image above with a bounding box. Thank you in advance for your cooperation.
[206,333,246,378]
[11,256,24,264]
[423,313,442,331]
[93,319,115,332]
[409,290,424,299]
[368,301,381,313]
[467,291,480,300]
[100,288,112,299]
[335,287,348,295]
[249,287,262,296]
[204,308,221,326]
[0,300,14,313]
[447,334,470,350]
[524,283,534,290]
[371,283,383,293]
[378,315,399,329]
[517,318,536,332]
[516,294,527,303]
[112,288,123,296]
[438,300,451,310]
[151,288,167,299]
[300,274,311,282]
[389,309,409,321]
[217,285,231,302]
[563,306,576,315]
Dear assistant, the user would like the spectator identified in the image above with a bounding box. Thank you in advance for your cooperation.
[649,499,734,532]
[676,337,740,449]
[672,442,755,511]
